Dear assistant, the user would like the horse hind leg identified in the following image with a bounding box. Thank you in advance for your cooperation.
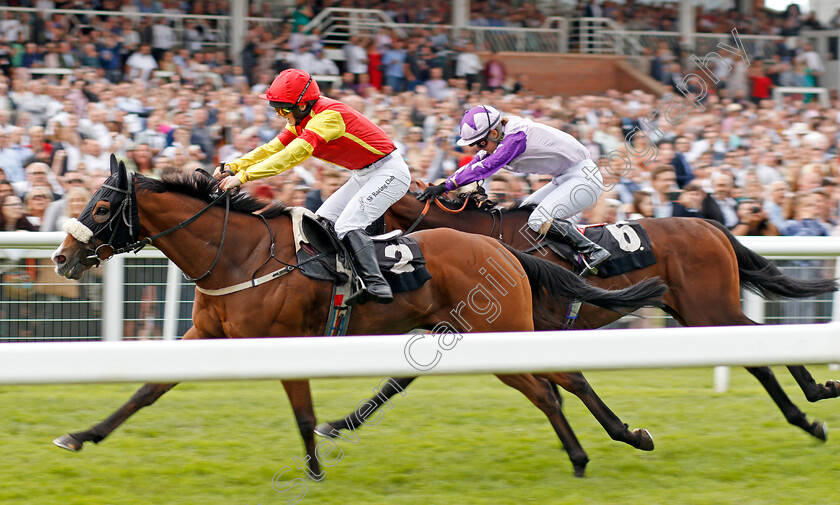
[541,372,654,451]
[496,374,589,477]
[723,318,828,440]
[747,366,827,441]
[315,377,415,438]
[668,291,829,441]
[787,366,840,402]
[281,379,324,480]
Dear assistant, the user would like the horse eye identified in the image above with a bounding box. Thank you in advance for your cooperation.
[92,203,111,223]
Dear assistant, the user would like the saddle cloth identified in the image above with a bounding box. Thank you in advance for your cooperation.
[548,221,656,278]
[290,207,431,294]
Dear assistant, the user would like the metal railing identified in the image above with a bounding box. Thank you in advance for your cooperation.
[2,232,839,342]
[0,6,285,56]
[302,9,569,54]
[0,232,192,342]
[302,7,406,46]
[599,28,784,59]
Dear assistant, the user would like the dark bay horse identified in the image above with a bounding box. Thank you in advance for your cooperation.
[49,158,665,479]
[318,190,839,455]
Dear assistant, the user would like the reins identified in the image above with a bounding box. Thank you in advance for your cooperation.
[116,187,233,283]
[404,198,431,234]
[433,197,469,213]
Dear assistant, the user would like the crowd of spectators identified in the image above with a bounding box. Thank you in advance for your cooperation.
[580,1,840,35]
[0,2,839,337]
[0,2,836,240]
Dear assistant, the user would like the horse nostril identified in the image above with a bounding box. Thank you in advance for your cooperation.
[55,255,66,265]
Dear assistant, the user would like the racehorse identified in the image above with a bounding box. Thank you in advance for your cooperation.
[316,190,839,458]
[49,157,666,479]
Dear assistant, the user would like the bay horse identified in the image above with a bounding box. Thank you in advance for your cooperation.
[317,190,839,456]
[49,157,666,479]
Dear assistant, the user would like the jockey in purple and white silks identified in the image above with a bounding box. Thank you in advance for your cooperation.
[417,105,610,272]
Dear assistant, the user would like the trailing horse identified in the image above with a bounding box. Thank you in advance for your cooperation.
[49,157,665,478]
[317,190,839,458]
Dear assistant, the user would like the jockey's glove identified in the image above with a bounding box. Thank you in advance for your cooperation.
[417,184,448,202]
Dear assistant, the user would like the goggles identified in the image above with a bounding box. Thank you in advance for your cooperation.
[270,76,313,116]
[470,137,490,149]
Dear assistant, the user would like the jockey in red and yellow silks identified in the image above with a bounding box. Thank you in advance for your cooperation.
[225,96,396,182]
[216,69,410,305]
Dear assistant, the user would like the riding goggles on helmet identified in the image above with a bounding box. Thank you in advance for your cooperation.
[269,76,313,116]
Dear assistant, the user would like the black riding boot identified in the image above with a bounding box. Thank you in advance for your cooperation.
[343,229,394,306]
[544,220,611,273]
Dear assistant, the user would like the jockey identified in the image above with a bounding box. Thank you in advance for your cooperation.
[216,69,410,305]
[418,105,610,272]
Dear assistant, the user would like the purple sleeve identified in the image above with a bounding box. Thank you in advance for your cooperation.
[445,131,527,190]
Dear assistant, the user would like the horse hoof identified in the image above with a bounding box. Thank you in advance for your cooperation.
[812,422,828,442]
[314,423,338,439]
[635,428,655,451]
[53,434,83,452]
[573,466,586,478]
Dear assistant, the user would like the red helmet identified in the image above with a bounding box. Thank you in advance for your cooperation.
[259,69,321,107]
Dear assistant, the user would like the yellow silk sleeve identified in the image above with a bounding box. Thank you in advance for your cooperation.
[226,137,285,174]
[303,109,345,143]
[238,137,315,183]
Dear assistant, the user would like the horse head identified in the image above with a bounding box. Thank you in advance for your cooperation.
[52,154,138,280]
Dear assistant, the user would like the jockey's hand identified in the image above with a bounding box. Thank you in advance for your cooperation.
[213,163,233,180]
[417,184,447,202]
[219,175,242,191]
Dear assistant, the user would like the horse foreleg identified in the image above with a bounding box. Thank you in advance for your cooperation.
[53,326,210,452]
[540,372,654,451]
[787,365,840,402]
[281,379,323,480]
[496,374,589,477]
[315,377,415,438]
[53,382,178,451]
[746,366,827,441]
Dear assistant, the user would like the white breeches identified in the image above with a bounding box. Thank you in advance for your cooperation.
[521,159,604,232]
[316,152,411,239]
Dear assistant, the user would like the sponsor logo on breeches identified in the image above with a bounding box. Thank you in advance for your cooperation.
[366,176,396,202]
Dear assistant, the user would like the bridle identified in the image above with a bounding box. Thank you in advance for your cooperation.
[84,175,234,283]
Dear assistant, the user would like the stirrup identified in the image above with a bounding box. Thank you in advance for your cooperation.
[578,256,598,276]
[345,277,393,306]
[579,249,610,276]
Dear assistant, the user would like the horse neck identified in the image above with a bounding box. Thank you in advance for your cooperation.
[135,192,279,285]
[390,200,536,249]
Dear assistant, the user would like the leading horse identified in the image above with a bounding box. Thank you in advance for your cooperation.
[318,190,839,456]
[49,158,665,478]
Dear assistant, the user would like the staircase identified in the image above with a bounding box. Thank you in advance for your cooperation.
[301,8,404,47]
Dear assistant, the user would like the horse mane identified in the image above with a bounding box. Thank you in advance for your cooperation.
[135,173,292,219]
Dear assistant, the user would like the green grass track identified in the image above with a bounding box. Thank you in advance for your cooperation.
[1,367,838,504]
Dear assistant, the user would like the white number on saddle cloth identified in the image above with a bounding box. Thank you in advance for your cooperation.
[605,223,642,252]
[384,243,416,273]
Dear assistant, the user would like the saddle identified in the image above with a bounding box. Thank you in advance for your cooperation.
[537,221,657,279]
[291,208,432,293]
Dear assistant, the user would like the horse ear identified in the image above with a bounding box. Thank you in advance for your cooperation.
[109,153,119,175]
[118,160,129,189]
[115,158,128,190]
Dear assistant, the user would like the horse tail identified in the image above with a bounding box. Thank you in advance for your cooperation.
[503,245,666,313]
[704,219,839,298]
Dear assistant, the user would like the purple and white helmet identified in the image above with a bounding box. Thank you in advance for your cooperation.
[456,105,502,146]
